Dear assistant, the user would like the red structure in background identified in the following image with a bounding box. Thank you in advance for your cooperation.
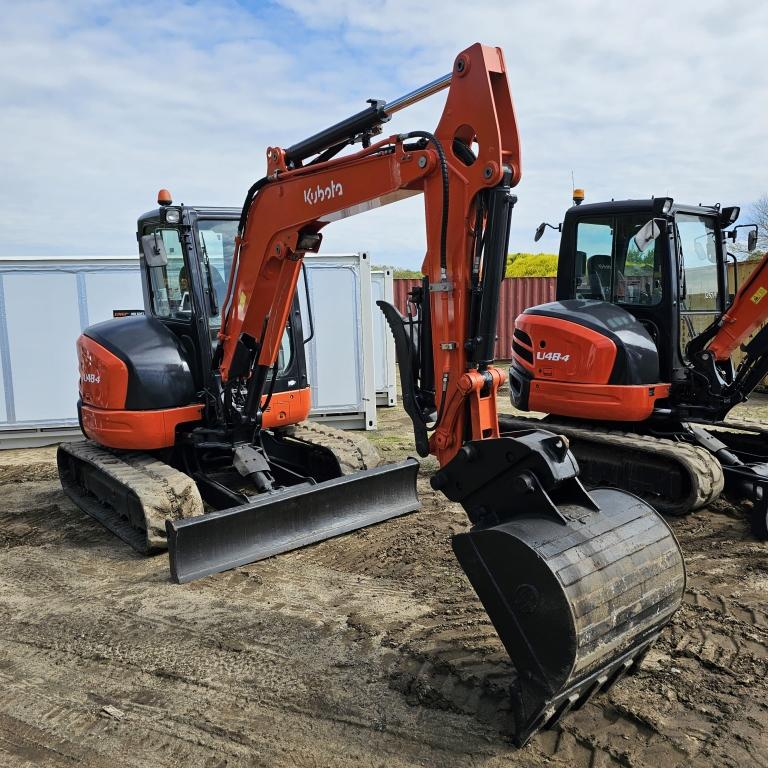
[394,277,556,360]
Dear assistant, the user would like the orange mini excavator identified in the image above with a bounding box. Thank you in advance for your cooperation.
[504,197,768,537]
[58,45,685,744]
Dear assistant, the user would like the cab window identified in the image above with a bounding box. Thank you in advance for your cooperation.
[195,218,294,377]
[575,217,614,300]
[676,214,719,312]
[614,216,662,306]
[574,215,662,306]
[196,219,237,327]
[147,228,191,319]
[677,214,720,358]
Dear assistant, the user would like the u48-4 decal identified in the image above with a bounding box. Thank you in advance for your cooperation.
[536,351,570,362]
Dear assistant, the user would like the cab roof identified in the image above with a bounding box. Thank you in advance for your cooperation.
[564,198,721,218]
[137,205,241,228]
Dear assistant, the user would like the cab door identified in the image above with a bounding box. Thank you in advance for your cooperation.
[675,214,722,361]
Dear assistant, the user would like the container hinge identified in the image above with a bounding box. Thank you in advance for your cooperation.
[429,281,454,293]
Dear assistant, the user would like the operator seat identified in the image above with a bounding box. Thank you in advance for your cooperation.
[587,255,612,300]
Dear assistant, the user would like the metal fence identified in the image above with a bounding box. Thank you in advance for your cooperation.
[394,277,556,359]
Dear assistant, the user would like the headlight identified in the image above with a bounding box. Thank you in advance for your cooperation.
[165,208,180,224]
[662,198,673,214]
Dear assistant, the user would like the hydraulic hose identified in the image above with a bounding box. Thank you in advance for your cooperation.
[403,131,449,274]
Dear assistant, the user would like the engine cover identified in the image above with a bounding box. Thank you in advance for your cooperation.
[511,300,659,385]
[75,315,203,449]
[509,300,668,421]
[79,315,197,410]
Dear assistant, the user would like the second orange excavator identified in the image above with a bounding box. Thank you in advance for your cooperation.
[505,196,768,537]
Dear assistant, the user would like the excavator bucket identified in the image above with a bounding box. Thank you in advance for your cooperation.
[167,458,420,583]
[433,430,685,746]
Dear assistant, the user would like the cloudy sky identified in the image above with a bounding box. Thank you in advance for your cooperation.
[2,0,767,265]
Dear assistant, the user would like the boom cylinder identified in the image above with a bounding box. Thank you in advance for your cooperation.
[283,73,452,167]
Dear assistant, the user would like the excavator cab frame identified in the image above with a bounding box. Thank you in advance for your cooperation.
[552,198,766,423]
[555,198,736,387]
[136,204,307,405]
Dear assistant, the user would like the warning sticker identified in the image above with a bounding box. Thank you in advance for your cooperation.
[751,286,768,305]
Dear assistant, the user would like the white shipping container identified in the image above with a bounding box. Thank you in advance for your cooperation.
[299,253,377,430]
[0,252,381,447]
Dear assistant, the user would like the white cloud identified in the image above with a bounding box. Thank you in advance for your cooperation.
[1,0,767,264]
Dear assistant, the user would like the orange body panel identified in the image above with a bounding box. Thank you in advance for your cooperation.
[261,387,312,427]
[528,381,671,422]
[513,314,618,384]
[78,335,129,409]
[81,388,311,450]
[81,404,204,450]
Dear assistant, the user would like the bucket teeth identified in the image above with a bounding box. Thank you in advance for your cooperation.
[442,432,685,745]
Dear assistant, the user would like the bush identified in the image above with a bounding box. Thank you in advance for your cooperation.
[380,253,559,280]
[505,252,558,278]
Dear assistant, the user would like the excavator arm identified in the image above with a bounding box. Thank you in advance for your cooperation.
[686,248,768,418]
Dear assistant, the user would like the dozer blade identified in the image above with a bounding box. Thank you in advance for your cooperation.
[432,430,685,746]
[167,458,420,583]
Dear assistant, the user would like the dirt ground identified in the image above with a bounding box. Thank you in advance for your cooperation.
[1,398,768,768]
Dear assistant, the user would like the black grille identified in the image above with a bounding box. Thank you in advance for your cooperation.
[512,341,533,364]
[514,328,533,347]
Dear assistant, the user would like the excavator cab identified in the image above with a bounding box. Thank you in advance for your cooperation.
[554,198,738,385]
[136,199,304,404]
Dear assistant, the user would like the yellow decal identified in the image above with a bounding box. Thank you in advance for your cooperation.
[238,290,247,318]
[751,286,767,305]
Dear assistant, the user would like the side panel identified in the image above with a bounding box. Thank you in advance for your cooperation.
[527,380,671,421]
[80,403,204,449]
[300,253,377,430]
[5,271,82,423]
[372,268,397,407]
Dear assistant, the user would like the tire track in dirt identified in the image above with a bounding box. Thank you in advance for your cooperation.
[0,538,536,767]
[3,413,768,767]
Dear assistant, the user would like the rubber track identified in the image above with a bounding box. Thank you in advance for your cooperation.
[709,416,768,439]
[498,414,724,516]
[58,441,204,553]
[287,421,381,474]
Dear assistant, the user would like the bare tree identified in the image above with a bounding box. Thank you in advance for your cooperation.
[748,194,768,250]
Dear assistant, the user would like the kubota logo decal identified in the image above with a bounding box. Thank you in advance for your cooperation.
[537,351,570,362]
[83,372,101,384]
[304,180,343,205]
